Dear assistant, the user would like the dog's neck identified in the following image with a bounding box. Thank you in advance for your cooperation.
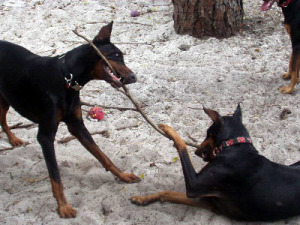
[59,44,98,91]
[213,136,253,156]
[280,0,299,24]
[278,0,293,7]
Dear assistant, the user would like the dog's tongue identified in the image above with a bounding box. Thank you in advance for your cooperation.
[261,1,271,11]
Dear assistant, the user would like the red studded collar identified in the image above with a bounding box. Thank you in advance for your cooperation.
[278,0,293,7]
[213,137,253,156]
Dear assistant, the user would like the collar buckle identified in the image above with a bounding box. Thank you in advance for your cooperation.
[65,73,73,88]
[64,73,82,91]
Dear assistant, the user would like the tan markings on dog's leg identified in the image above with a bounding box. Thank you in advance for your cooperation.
[0,95,24,147]
[50,179,76,218]
[131,192,197,206]
[280,54,300,94]
[282,25,291,80]
[284,24,291,36]
[131,191,217,211]
[158,124,187,153]
[81,142,140,183]
[283,54,293,80]
[296,54,300,82]
[66,108,140,184]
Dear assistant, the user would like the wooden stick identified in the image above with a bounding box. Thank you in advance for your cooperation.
[0,123,35,133]
[72,28,200,148]
[58,124,139,144]
[58,130,109,144]
[0,142,30,151]
[81,101,137,111]
[72,27,117,77]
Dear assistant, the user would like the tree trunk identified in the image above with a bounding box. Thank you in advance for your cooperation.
[172,0,244,39]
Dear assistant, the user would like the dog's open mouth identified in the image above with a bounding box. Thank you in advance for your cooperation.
[103,65,123,88]
[261,0,276,11]
[195,148,208,161]
[200,152,210,162]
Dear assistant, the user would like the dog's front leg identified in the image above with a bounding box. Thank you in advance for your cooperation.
[282,53,293,80]
[280,51,300,94]
[65,114,140,183]
[282,24,292,80]
[280,27,300,94]
[159,124,201,196]
[37,123,76,218]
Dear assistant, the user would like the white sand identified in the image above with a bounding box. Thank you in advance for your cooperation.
[0,0,299,224]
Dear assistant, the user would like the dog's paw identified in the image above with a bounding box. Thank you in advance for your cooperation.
[9,137,25,147]
[282,72,291,80]
[158,124,177,138]
[119,172,141,183]
[58,204,77,218]
[131,196,150,206]
[279,86,294,94]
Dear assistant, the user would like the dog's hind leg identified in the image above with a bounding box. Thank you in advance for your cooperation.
[282,24,292,80]
[282,54,292,80]
[131,191,199,206]
[280,52,300,94]
[280,27,300,94]
[131,191,217,212]
[0,94,24,147]
[37,121,76,218]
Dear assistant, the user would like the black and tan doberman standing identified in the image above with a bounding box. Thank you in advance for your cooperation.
[261,0,300,94]
[0,22,140,218]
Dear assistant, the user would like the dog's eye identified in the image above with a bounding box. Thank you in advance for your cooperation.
[115,53,120,57]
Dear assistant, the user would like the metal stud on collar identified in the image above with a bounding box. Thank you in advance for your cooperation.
[65,73,73,88]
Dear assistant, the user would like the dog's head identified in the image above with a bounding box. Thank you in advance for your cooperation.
[91,22,136,88]
[195,105,250,162]
[261,0,277,11]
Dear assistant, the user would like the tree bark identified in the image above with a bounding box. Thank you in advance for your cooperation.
[172,0,244,39]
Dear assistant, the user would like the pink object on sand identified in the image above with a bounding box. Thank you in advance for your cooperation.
[131,10,140,17]
[88,107,105,121]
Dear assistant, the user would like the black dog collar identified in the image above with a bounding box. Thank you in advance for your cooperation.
[58,54,82,91]
[213,137,253,156]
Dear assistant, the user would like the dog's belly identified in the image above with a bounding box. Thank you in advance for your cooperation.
[0,73,54,124]
[0,87,43,124]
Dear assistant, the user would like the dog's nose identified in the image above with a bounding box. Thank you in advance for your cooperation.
[129,73,137,83]
[124,73,137,84]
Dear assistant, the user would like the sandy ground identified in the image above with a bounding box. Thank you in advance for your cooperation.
[0,0,300,224]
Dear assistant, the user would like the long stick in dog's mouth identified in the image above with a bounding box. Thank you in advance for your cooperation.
[72,28,201,149]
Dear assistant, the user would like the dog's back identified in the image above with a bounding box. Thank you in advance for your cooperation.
[0,40,36,68]
[0,40,62,122]
[132,107,300,222]
[214,149,300,221]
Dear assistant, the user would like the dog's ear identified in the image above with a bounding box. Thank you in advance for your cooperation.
[93,21,113,43]
[233,104,242,121]
[204,108,223,124]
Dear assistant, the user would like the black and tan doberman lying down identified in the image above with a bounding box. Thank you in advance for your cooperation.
[131,105,300,221]
[261,0,300,94]
[0,22,140,218]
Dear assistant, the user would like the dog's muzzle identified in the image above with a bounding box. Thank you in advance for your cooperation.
[122,73,137,85]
